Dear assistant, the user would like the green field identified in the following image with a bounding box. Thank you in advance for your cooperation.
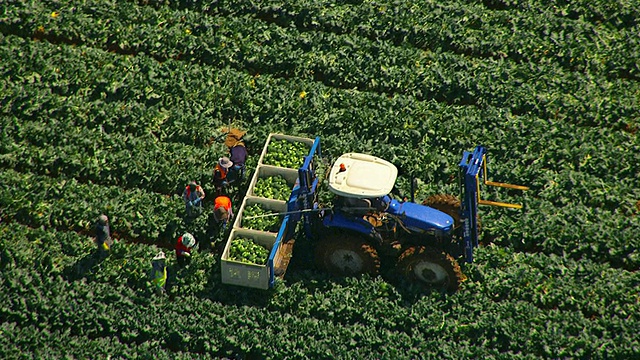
[1,0,639,358]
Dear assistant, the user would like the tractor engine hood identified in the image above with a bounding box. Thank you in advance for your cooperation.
[387,199,454,234]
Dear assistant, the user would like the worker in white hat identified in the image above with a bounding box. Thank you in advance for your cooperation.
[175,232,196,267]
[213,156,233,195]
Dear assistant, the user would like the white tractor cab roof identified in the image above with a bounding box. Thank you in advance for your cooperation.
[328,153,398,198]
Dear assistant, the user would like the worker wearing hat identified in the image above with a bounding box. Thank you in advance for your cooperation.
[151,251,167,295]
[95,214,114,258]
[225,128,248,185]
[213,156,233,195]
[175,232,196,267]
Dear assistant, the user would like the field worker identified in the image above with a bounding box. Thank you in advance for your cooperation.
[182,181,205,217]
[175,232,196,267]
[225,129,248,184]
[151,251,167,295]
[213,195,234,230]
[213,156,233,195]
[95,214,113,258]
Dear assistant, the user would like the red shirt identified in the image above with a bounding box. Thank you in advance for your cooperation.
[175,236,192,257]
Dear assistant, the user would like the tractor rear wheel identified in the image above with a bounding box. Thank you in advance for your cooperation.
[423,194,461,227]
[315,234,380,276]
[396,246,465,292]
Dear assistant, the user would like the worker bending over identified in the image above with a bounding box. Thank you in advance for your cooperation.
[213,195,234,230]
[182,181,205,217]
[175,232,196,267]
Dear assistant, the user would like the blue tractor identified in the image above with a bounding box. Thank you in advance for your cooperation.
[288,143,528,291]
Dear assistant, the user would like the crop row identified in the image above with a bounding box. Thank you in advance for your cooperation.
[482,196,639,270]
[465,0,639,30]
[157,0,640,80]
[3,0,639,130]
[2,221,638,358]
[0,33,486,165]
[0,222,224,358]
[0,33,297,149]
[2,35,637,230]
[0,38,227,148]
[0,156,635,274]
[0,118,640,269]
[2,34,638,191]
[0,168,184,245]
[0,115,217,195]
[2,34,638,267]
[2,35,637,219]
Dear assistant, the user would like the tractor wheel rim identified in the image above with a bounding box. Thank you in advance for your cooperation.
[413,262,449,284]
[329,249,364,273]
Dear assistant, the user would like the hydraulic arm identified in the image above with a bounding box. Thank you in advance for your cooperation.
[459,146,529,263]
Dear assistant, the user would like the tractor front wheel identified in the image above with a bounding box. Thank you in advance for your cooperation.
[396,246,465,292]
[315,234,380,276]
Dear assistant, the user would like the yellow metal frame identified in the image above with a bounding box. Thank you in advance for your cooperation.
[477,155,530,209]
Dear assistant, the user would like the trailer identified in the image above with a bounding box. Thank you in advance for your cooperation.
[220,134,320,289]
[221,133,527,291]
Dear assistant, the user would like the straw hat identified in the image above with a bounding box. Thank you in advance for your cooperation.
[223,127,247,148]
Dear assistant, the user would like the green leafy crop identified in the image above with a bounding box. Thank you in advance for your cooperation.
[228,238,270,265]
[263,139,310,169]
[253,175,292,201]
[242,204,282,232]
[1,0,639,358]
